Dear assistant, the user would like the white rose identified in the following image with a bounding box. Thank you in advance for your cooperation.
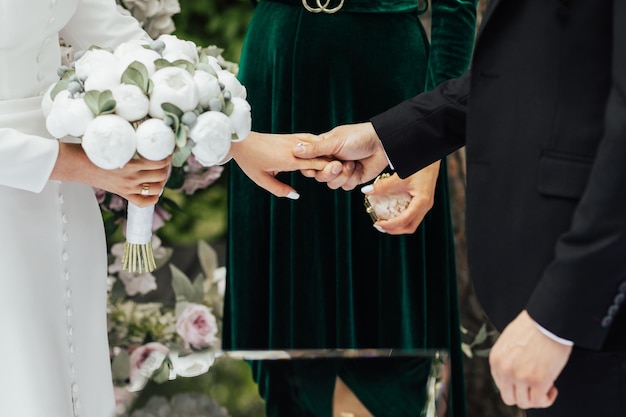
[112,84,150,122]
[74,48,120,82]
[228,97,252,141]
[169,350,216,378]
[157,34,198,64]
[114,41,161,76]
[136,118,176,161]
[189,111,232,166]
[45,90,95,138]
[81,114,137,169]
[149,66,199,118]
[216,69,247,99]
[193,70,221,108]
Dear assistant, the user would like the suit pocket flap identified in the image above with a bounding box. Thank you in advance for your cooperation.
[537,153,593,199]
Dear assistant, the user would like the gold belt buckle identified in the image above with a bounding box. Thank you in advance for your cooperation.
[301,0,344,13]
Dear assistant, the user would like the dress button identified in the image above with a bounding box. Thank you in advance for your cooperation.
[614,293,625,305]
[66,307,73,317]
[62,251,69,261]
[62,214,68,224]
[619,281,626,293]
[601,316,613,328]
[608,305,620,317]
[65,271,70,281]
[62,232,69,242]
[37,72,45,81]
[71,383,79,394]
[59,194,64,204]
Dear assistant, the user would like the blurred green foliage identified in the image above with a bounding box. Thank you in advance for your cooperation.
[173,0,254,62]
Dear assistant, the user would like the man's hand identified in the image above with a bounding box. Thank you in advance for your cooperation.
[293,122,390,190]
[489,310,573,409]
[362,163,440,234]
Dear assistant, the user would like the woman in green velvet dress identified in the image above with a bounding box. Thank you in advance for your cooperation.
[224,0,477,415]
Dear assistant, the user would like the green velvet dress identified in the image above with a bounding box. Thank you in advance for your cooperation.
[224,0,477,415]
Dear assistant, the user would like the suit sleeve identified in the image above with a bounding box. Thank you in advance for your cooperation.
[370,71,470,178]
[526,1,626,350]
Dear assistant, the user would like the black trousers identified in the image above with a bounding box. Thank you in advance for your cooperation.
[525,348,626,417]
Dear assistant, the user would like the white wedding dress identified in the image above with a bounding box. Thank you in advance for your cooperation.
[0,1,149,416]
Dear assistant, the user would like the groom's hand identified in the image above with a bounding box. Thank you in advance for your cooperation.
[293,122,390,190]
[489,310,573,410]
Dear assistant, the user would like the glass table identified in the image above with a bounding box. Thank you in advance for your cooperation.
[122,349,450,417]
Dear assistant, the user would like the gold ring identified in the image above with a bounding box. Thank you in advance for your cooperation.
[141,183,150,196]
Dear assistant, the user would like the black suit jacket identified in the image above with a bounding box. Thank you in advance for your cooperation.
[371,0,626,351]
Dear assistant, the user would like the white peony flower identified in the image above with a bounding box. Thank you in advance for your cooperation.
[216,69,247,99]
[135,118,176,161]
[206,56,223,74]
[74,48,120,82]
[228,97,252,141]
[112,84,150,121]
[114,41,161,76]
[157,34,198,64]
[149,66,199,118]
[81,114,137,169]
[46,90,95,138]
[84,66,123,92]
[188,111,232,166]
[193,70,221,108]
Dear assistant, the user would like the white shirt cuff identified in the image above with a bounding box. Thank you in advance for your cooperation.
[533,322,574,346]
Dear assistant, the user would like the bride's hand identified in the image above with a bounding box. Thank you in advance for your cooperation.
[52,142,171,207]
[230,131,334,199]
[362,162,440,235]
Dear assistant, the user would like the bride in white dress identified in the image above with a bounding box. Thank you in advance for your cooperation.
[0,1,171,416]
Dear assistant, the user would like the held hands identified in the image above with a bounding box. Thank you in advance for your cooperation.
[52,142,171,207]
[362,163,440,235]
[489,310,573,410]
[293,122,390,190]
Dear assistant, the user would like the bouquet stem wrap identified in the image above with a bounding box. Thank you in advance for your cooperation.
[122,202,156,273]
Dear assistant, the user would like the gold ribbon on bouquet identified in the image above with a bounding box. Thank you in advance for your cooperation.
[302,0,345,13]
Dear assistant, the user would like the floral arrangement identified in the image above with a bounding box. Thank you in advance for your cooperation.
[43,33,251,273]
[116,0,181,39]
[108,239,226,413]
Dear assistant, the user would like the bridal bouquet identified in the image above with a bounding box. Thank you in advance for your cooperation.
[43,34,251,273]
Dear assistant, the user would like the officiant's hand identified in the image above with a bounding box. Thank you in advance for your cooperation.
[362,163,440,234]
[489,310,573,410]
[230,132,334,199]
[52,143,171,207]
[293,122,389,190]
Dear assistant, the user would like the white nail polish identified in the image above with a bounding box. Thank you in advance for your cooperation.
[373,224,386,233]
[361,185,374,194]
[287,192,300,200]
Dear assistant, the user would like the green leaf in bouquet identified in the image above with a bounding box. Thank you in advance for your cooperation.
[83,90,116,116]
[192,273,206,303]
[222,99,234,116]
[121,61,150,94]
[158,195,183,214]
[172,144,192,168]
[50,79,70,101]
[162,102,183,121]
[175,123,188,149]
[170,59,195,74]
[171,264,203,304]
[196,62,217,77]
[151,357,173,384]
[198,240,218,281]
[165,166,186,190]
[98,89,116,115]
[154,58,173,71]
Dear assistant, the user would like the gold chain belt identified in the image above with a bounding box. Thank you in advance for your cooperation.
[301,0,345,13]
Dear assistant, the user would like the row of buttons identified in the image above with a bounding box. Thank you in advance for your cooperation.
[58,182,81,417]
[600,281,626,328]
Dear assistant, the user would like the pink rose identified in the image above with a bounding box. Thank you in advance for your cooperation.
[175,303,219,350]
[128,342,169,391]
